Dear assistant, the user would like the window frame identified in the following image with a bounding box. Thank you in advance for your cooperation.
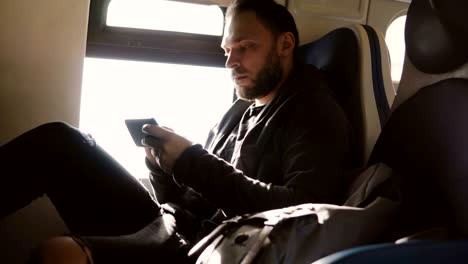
[86,0,227,67]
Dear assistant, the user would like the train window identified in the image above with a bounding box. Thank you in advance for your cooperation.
[80,0,232,179]
[385,15,407,84]
[107,0,223,36]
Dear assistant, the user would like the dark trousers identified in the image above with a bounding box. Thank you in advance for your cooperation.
[0,122,188,262]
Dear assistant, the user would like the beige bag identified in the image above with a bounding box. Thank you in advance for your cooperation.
[188,163,402,264]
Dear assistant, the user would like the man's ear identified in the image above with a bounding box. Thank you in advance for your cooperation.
[277,32,295,57]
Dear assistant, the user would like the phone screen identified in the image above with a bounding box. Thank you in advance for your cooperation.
[125,118,158,147]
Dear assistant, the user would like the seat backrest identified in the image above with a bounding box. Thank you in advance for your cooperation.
[298,25,395,167]
[370,0,468,237]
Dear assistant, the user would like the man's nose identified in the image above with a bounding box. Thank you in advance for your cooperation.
[225,52,240,69]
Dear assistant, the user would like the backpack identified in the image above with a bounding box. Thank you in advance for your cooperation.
[188,163,401,264]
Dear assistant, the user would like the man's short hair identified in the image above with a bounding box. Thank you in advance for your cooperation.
[226,0,300,50]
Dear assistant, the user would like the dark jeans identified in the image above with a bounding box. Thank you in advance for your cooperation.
[0,122,188,263]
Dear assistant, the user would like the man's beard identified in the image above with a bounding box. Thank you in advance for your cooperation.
[235,50,283,101]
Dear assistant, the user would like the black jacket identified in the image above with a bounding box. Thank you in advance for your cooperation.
[151,64,353,220]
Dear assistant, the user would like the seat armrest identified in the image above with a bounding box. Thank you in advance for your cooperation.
[395,226,449,243]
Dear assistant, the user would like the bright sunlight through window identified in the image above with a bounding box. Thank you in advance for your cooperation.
[80,0,232,179]
[80,60,232,179]
[385,15,407,83]
[107,0,224,36]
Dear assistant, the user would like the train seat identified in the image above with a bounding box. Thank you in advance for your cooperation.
[369,0,468,239]
[313,0,468,262]
[298,24,395,168]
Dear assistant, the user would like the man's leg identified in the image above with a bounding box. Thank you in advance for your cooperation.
[27,213,190,264]
[27,237,93,264]
[0,122,159,235]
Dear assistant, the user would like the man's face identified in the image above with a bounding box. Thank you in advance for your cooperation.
[221,11,283,101]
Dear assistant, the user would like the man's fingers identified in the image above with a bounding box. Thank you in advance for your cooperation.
[161,126,174,132]
[141,135,161,148]
[144,147,159,168]
[144,147,152,156]
[150,148,160,159]
[142,124,172,138]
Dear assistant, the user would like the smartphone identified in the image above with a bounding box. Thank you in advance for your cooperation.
[125,118,158,147]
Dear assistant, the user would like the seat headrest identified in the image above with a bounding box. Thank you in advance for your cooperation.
[297,27,358,108]
[434,0,468,35]
[406,0,468,74]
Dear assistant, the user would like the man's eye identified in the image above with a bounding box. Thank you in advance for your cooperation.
[238,45,250,53]
[241,44,251,49]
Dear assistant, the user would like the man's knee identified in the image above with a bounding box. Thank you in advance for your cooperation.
[34,122,95,147]
[28,236,93,264]
[35,122,78,138]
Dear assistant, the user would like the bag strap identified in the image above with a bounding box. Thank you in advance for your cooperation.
[240,225,274,264]
[189,222,230,258]
[195,232,226,264]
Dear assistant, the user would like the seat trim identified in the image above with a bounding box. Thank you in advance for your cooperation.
[362,24,391,129]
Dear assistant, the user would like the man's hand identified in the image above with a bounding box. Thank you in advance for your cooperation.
[142,125,193,175]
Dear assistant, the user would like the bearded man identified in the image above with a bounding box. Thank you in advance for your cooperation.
[0,0,353,263]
